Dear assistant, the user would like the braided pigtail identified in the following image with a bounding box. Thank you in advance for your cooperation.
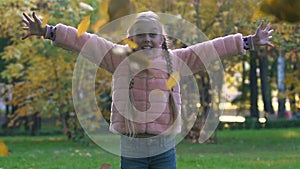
[125,67,136,137]
[162,37,178,128]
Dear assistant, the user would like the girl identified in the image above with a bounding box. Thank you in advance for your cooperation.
[22,11,273,169]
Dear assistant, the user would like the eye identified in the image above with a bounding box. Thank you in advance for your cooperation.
[136,33,146,37]
[149,33,158,37]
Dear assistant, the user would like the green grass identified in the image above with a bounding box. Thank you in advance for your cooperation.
[0,128,300,169]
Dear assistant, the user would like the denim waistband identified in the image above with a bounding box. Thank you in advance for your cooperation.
[120,134,176,158]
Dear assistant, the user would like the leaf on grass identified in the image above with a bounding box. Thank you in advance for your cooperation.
[123,38,138,49]
[77,15,91,37]
[100,163,111,169]
[85,152,92,157]
[166,72,180,90]
[0,140,9,156]
[41,14,50,27]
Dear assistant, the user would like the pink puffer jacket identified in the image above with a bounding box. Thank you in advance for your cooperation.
[52,24,245,135]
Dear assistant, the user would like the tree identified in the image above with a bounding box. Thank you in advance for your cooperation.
[260,0,300,117]
[0,0,112,138]
[2,0,298,142]
[259,48,275,115]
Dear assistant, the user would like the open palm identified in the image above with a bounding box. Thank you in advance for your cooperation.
[22,12,45,40]
[253,21,274,47]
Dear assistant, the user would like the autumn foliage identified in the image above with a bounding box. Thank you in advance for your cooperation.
[0,0,299,143]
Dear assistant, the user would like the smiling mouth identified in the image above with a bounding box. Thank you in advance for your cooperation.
[141,46,152,49]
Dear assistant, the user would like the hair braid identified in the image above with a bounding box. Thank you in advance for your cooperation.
[162,36,178,128]
[162,37,173,75]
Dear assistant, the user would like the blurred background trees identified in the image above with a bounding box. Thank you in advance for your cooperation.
[0,0,299,143]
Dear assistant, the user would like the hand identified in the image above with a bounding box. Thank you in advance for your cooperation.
[252,20,274,47]
[22,12,46,40]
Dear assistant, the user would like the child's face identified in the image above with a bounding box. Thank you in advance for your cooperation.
[129,21,164,51]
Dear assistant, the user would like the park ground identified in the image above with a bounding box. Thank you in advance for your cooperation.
[0,128,299,169]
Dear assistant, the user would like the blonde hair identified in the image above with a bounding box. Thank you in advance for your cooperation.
[127,11,165,37]
[125,11,178,136]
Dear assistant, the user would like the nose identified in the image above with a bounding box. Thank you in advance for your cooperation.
[143,34,151,42]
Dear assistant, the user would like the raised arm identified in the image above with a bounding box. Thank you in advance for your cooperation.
[22,12,110,53]
[173,21,274,73]
[22,12,126,73]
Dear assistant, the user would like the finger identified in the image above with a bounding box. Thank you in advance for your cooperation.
[23,12,34,23]
[22,33,30,40]
[267,41,274,48]
[22,19,29,25]
[264,23,271,32]
[268,29,274,35]
[32,12,41,24]
[258,20,265,30]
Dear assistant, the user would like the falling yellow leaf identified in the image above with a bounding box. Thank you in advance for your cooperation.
[77,15,91,37]
[166,72,180,90]
[42,14,50,27]
[123,38,138,49]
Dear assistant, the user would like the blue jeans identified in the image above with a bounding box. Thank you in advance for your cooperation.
[120,135,176,169]
[121,148,176,169]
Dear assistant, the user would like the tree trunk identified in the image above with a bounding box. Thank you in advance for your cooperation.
[277,54,286,118]
[259,50,274,115]
[288,50,298,115]
[249,51,259,118]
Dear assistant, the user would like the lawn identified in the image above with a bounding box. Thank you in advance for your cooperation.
[0,128,299,169]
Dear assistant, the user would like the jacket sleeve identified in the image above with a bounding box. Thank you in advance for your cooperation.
[51,23,125,73]
[172,33,246,73]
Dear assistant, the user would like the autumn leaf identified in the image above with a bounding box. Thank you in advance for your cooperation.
[0,140,9,156]
[41,14,50,27]
[166,72,180,90]
[85,152,92,157]
[77,15,91,37]
[100,163,111,169]
[123,38,138,49]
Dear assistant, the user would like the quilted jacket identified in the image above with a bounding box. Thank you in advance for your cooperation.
[52,24,245,135]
